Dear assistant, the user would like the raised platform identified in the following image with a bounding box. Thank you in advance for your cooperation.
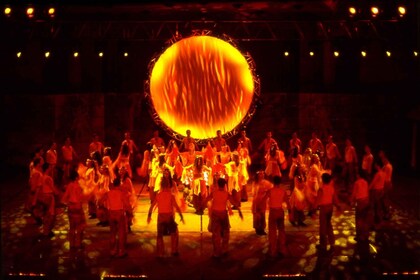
[1,178,420,280]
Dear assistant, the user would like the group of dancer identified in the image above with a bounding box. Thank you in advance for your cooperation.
[25,128,393,259]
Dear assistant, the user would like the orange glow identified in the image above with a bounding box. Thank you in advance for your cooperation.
[48,7,55,17]
[371,6,379,17]
[26,7,34,18]
[149,35,255,139]
[398,6,406,17]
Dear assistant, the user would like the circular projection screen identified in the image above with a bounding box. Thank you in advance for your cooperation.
[147,34,259,141]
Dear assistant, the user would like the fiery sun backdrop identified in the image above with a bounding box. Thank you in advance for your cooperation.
[148,34,258,140]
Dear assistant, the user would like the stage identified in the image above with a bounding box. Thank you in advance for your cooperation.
[1,174,420,280]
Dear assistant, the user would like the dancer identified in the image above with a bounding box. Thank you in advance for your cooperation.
[305,154,322,217]
[179,129,198,152]
[361,145,374,183]
[119,166,136,232]
[324,135,341,172]
[61,170,87,249]
[350,172,370,242]
[316,173,341,252]
[95,165,111,226]
[148,130,165,149]
[263,175,291,258]
[264,143,285,182]
[212,129,227,152]
[251,171,271,235]
[89,133,104,158]
[289,174,307,227]
[103,178,131,258]
[61,137,78,181]
[147,172,184,258]
[36,163,61,238]
[203,178,243,258]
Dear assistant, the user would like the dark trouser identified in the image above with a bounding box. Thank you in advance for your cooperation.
[319,204,334,249]
[109,210,127,256]
[268,208,286,257]
[36,193,56,236]
[253,206,267,233]
[371,189,384,224]
[210,210,230,257]
[68,207,86,248]
[96,205,109,223]
[291,208,305,225]
[193,193,204,214]
[355,199,370,241]
[157,213,179,256]
[231,189,241,208]
[344,162,357,192]
[240,185,248,201]
[88,195,97,217]
[325,158,337,172]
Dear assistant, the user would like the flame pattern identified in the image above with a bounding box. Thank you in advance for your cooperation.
[150,35,255,140]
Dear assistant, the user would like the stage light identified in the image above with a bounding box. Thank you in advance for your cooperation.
[397,6,406,17]
[16,52,22,58]
[414,51,418,57]
[284,51,289,57]
[334,51,340,57]
[4,6,11,17]
[309,51,314,57]
[73,52,79,58]
[98,52,104,57]
[361,51,367,57]
[348,7,357,17]
[386,51,391,57]
[26,7,34,18]
[48,7,55,18]
[124,52,128,57]
[370,6,379,18]
[45,51,50,58]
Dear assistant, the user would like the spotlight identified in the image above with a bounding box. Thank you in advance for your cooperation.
[334,51,340,57]
[386,51,391,57]
[73,52,79,58]
[361,51,367,57]
[16,52,22,58]
[284,51,289,57]
[4,6,11,17]
[309,51,314,57]
[413,51,418,57]
[370,6,379,18]
[26,7,34,18]
[45,51,50,58]
[348,6,357,17]
[397,6,406,18]
[47,7,55,18]
[123,52,128,57]
[98,52,104,57]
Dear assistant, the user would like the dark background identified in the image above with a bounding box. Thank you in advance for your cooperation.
[1,0,419,177]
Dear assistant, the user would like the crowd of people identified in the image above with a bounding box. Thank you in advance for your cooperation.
[25,128,394,259]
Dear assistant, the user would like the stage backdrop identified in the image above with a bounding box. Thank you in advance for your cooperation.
[1,92,418,175]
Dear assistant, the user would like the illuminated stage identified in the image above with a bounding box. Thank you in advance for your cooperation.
[2,177,419,280]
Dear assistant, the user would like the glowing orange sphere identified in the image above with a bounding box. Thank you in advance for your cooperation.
[149,35,255,140]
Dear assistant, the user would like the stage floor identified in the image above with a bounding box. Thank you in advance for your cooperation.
[1,175,420,280]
